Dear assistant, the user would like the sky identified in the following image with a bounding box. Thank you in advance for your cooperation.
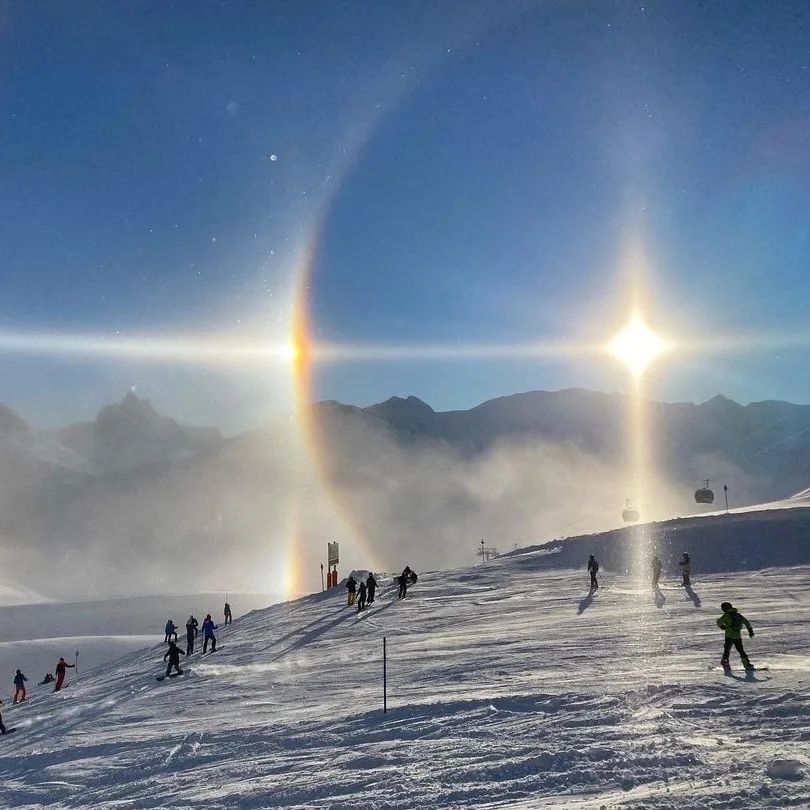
[1,0,809,433]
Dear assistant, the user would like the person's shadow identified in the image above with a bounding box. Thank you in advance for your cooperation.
[653,585,666,608]
[577,587,596,614]
[684,583,701,607]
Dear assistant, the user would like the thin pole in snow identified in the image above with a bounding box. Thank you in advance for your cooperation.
[383,636,387,714]
[74,650,79,680]
[724,484,729,513]
[321,563,325,592]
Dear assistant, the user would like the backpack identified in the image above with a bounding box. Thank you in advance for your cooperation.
[730,612,744,631]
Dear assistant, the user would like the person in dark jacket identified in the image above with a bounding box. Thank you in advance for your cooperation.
[0,699,7,734]
[587,555,599,590]
[346,575,358,607]
[202,614,218,654]
[398,566,413,599]
[366,573,377,605]
[39,673,55,686]
[717,602,755,671]
[164,619,178,643]
[13,670,27,703]
[163,640,186,676]
[54,657,75,691]
[357,580,367,612]
[224,602,232,626]
[680,552,692,587]
[186,615,199,655]
[651,555,662,587]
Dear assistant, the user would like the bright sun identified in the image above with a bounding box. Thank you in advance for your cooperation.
[607,312,668,378]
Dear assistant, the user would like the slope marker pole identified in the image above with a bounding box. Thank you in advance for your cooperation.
[383,636,387,714]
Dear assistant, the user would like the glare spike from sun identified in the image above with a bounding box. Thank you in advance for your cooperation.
[607,312,669,378]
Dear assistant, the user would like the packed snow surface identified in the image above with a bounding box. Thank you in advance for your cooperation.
[1,558,808,808]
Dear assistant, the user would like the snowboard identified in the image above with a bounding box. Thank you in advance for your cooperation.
[1,728,18,736]
[156,671,186,682]
[711,664,768,674]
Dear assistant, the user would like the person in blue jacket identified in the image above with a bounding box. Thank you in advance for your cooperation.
[164,619,178,643]
[201,614,218,653]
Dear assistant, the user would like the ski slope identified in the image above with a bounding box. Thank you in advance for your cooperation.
[1,558,808,808]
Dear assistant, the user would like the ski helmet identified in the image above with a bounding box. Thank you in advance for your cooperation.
[720,601,733,611]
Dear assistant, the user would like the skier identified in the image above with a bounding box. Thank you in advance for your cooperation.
[39,673,55,686]
[186,615,199,655]
[717,601,755,671]
[202,614,218,654]
[164,619,178,643]
[679,552,692,587]
[54,657,75,691]
[13,670,27,703]
[163,640,186,677]
[0,699,6,735]
[587,555,599,590]
[398,566,413,599]
[346,574,358,607]
[366,573,377,605]
[651,555,662,587]
[224,602,232,626]
[357,580,367,612]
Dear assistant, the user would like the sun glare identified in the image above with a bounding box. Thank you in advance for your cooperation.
[607,312,668,378]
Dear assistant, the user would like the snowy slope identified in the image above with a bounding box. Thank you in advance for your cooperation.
[0,593,282,684]
[1,557,808,808]
[516,497,810,576]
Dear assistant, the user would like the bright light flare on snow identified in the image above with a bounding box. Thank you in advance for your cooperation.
[607,313,669,378]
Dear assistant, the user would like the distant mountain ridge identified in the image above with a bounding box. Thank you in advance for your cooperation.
[314,389,810,493]
[2,387,810,599]
[49,391,222,473]
[2,386,810,486]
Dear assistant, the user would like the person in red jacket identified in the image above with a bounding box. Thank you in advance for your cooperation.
[54,657,75,691]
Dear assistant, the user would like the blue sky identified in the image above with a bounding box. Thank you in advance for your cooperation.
[1,1,808,431]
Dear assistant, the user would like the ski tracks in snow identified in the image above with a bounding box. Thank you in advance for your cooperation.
[0,563,808,808]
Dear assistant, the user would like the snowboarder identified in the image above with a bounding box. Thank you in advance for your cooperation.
[651,555,662,587]
[587,555,599,590]
[186,615,199,655]
[366,573,377,605]
[0,699,6,735]
[39,673,55,686]
[13,670,27,703]
[163,640,186,677]
[679,552,691,587]
[54,657,75,691]
[346,574,358,607]
[224,602,232,626]
[357,580,367,612]
[202,614,218,654]
[717,602,754,671]
[164,619,178,643]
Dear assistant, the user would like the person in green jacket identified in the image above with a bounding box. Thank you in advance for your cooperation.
[717,601,754,670]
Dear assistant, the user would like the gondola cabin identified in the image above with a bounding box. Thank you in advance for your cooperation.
[622,500,640,522]
[694,479,715,504]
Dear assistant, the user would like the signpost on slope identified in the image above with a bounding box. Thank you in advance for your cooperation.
[383,636,387,714]
[327,541,339,588]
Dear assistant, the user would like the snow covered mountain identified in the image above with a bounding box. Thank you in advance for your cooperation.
[1,515,808,807]
[2,388,810,601]
[49,391,222,474]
